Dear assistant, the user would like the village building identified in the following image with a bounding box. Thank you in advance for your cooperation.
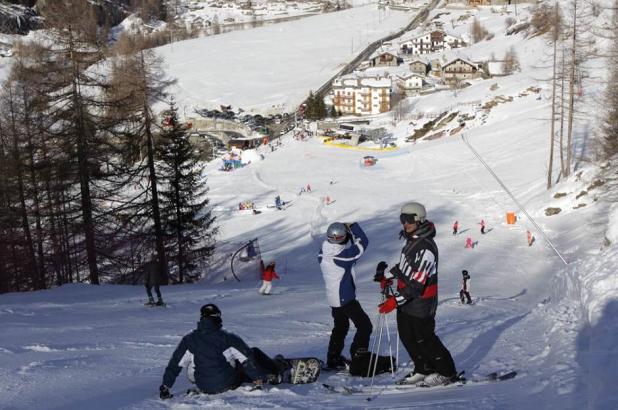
[442,57,480,85]
[369,50,402,67]
[399,30,465,56]
[332,74,392,116]
[409,58,429,76]
[396,73,425,96]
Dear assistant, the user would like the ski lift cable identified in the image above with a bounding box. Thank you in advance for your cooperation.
[461,134,568,266]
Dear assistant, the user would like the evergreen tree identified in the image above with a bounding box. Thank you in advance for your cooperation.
[157,101,217,283]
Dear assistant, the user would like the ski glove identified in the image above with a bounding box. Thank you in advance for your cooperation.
[374,261,388,280]
[378,296,397,314]
[159,384,172,400]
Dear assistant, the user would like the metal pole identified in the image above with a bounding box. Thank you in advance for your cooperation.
[383,313,395,377]
[367,293,384,377]
[369,312,385,390]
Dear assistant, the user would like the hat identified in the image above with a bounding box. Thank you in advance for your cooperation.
[462,270,469,276]
[200,303,221,319]
[400,202,426,223]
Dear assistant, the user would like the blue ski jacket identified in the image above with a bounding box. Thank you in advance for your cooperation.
[162,318,265,394]
[318,223,369,307]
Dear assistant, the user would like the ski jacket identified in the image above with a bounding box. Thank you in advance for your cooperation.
[143,261,163,286]
[262,266,279,282]
[162,318,266,394]
[387,221,439,319]
[318,223,369,308]
[461,275,470,292]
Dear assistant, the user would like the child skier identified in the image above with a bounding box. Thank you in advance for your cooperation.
[460,270,472,304]
[259,262,280,295]
[452,221,459,235]
[527,230,534,247]
[479,219,486,235]
[465,237,474,249]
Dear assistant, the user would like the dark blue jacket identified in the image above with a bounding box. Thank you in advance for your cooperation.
[162,318,265,393]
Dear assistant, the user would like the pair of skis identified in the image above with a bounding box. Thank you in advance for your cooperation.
[322,370,517,399]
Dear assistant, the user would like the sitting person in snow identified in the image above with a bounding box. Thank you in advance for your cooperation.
[259,261,280,295]
[318,222,372,370]
[159,304,291,399]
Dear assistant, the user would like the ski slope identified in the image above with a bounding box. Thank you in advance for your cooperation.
[1,2,618,410]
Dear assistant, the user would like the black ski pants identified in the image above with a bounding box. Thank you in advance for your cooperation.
[146,284,161,300]
[396,311,456,377]
[460,290,472,304]
[328,299,372,359]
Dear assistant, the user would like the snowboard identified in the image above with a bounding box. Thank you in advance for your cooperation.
[287,357,321,384]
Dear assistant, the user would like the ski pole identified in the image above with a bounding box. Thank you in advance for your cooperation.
[383,312,395,377]
[370,310,386,389]
[367,291,384,377]
[388,283,400,370]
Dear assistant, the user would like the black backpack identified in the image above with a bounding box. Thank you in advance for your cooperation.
[349,351,396,377]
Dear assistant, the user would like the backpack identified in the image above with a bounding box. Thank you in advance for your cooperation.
[349,351,396,377]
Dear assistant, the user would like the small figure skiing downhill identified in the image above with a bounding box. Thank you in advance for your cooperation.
[465,237,474,249]
[527,230,535,247]
[460,270,472,304]
[259,261,280,295]
[479,219,486,235]
[144,256,165,306]
[452,220,459,235]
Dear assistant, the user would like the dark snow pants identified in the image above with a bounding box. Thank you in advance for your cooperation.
[145,284,161,300]
[460,290,472,304]
[328,300,373,359]
[396,311,456,377]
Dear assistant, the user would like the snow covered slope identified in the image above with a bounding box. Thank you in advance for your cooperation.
[155,4,413,114]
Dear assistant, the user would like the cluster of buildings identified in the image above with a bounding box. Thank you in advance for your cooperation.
[330,28,484,116]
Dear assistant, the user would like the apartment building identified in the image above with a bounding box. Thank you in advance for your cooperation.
[332,75,392,116]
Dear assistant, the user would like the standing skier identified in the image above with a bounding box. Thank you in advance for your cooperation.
[159,304,290,399]
[452,221,459,235]
[318,222,372,370]
[460,270,472,304]
[527,230,534,247]
[374,202,457,386]
[479,219,486,235]
[144,257,165,306]
[259,261,280,295]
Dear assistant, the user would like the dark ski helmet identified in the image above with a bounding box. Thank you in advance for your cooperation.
[200,303,221,320]
[327,222,348,244]
[462,270,468,275]
[400,202,426,224]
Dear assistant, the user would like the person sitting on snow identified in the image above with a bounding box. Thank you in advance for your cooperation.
[259,261,280,295]
[159,304,291,399]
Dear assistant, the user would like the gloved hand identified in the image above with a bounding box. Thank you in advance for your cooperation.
[378,296,397,314]
[159,384,172,400]
[373,261,388,282]
[387,265,400,280]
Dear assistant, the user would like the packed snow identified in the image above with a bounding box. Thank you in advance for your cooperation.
[1,1,617,410]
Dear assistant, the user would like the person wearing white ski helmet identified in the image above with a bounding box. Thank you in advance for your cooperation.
[374,202,457,387]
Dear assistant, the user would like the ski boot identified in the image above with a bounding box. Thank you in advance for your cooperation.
[145,297,155,306]
[155,298,165,306]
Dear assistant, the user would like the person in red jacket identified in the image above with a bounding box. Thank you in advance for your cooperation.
[259,261,280,295]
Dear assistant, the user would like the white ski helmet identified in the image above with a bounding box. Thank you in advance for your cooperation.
[326,222,348,244]
[400,202,426,224]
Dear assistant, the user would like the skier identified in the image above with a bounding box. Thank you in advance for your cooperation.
[159,304,291,399]
[452,221,459,235]
[374,202,457,387]
[527,230,534,247]
[318,222,372,370]
[460,270,472,304]
[306,184,312,192]
[259,261,280,295]
[144,257,165,306]
[479,219,486,235]
[275,195,282,210]
[465,237,474,249]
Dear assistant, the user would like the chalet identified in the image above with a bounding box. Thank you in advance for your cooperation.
[442,57,479,85]
[369,51,401,67]
[429,58,444,77]
[399,30,465,55]
[409,59,429,76]
[396,73,425,96]
[332,75,392,116]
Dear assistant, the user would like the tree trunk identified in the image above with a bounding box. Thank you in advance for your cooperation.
[548,13,558,190]
[565,0,577,177]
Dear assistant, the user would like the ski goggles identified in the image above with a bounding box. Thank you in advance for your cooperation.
[399,214,418,225]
